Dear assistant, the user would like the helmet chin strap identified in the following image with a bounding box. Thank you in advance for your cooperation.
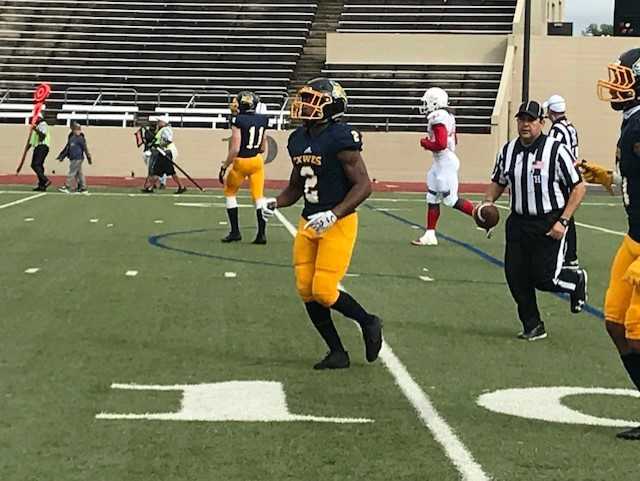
[613,98,640,112]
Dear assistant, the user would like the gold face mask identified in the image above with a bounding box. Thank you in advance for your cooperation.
[597,63,637,103]
[290,86,332,120]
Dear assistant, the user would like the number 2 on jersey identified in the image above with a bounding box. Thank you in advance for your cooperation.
[246,126,265,149]
[300,166,319,203]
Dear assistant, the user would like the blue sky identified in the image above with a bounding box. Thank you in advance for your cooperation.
[565,0,614,34]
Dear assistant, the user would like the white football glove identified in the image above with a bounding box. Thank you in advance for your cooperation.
[304,210,337,234]
[262,198,277,221]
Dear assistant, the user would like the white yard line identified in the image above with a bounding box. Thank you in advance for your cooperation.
[0,189,246,200]
[0,192,46,210]
[273,209,490,481]
[493,204,625,237]
[574,222,625,237]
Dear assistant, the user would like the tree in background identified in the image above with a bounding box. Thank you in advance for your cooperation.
[582,23,614,36]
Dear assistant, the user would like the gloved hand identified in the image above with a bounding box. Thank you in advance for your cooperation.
[262,198,277,221]
[304,210,337,234]
[579,160,615,195]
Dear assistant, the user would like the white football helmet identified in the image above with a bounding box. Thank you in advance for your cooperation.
[420,87,449,115]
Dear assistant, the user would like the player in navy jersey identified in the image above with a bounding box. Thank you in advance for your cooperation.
[585,47,640,439]
[220,91,270,244]
[262,78,383,370]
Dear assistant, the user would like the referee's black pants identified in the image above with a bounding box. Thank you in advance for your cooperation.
[564,217,578,266]
[31,145,49,187]
[504,212,580,332]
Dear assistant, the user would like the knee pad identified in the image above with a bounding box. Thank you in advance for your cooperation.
[426,190,440,204]
[225,196,238,209]
[624,259,640,287]
[295,264,314,303]
[311,270,340,307]
[442,192,458,208]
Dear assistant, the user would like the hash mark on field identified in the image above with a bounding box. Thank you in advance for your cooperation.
[125,270,138,277]
[224,272,237,278]
[24,267,39,274]
[345,273,360,278]
[90,218,99,223]
[419,275,434,282]
[24,217,34,222]
[106,223,114,228]
[219,221,228,225]
[274,209,490,481]
[154,219,164,224]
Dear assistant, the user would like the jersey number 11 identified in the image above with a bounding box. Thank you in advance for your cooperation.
[246,126,265,149]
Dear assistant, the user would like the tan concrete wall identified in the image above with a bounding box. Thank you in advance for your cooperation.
[527,35,640,167]
[0,125,499,183]
[326,33,508,65]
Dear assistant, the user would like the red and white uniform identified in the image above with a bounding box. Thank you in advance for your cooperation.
[420,109,461,207]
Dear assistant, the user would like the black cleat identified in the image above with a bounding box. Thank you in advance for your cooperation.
[517,323,547,341]
[221,232,242,243]
[32,185,44,191]
[252,234,267,245]
[43,179,52,190]
[141,187,154,193]
[313,351,350,370]
[362,315,383,362]
[175,186,187,194]
[570,268,588,314]
[616,426,640,440]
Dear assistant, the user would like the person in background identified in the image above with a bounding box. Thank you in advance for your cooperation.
[544,94,580,268]
[57,122,92,193]
[21,114,51,191]
[142,115,186,194]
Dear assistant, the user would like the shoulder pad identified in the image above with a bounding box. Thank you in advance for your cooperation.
[332,122,363,152]
[428,109,449,125]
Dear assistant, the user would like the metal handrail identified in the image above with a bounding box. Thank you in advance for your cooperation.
[64,87,138,104]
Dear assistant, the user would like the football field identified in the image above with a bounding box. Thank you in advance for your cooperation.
[1,186,637,481]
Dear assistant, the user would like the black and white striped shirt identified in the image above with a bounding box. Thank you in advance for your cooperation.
[548,117,579,159]
[491,134,582,216]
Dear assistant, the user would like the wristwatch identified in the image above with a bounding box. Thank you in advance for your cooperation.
[558,217,570,227]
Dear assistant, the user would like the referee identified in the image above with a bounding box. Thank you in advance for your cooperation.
[544,94,580,268]
[481,100,588,341]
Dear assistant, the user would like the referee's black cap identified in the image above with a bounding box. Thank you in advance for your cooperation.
[515,100,544,120]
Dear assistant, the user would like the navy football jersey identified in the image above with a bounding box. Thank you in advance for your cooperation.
[287,122,363,218]
[231,113,269,158]
[618,108,640,241]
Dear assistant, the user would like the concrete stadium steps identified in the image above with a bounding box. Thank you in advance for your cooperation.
[338,0,517,34]
[0,0,317,114]
[324,63,502,134]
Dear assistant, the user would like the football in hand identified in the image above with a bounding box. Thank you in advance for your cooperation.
[473,202,500,230]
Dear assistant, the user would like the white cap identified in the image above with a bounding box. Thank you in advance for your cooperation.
[543,94,566,113]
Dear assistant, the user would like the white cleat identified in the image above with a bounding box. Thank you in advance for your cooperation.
[411,230,438,246]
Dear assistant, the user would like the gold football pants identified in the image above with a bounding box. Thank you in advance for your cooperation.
[605,235,640,340]
[293,213,358,307]
[224,154,265,202]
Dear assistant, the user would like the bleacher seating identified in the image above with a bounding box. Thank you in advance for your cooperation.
[0,0,317,124]
[338,0,518,34]
[323,63,503,133]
